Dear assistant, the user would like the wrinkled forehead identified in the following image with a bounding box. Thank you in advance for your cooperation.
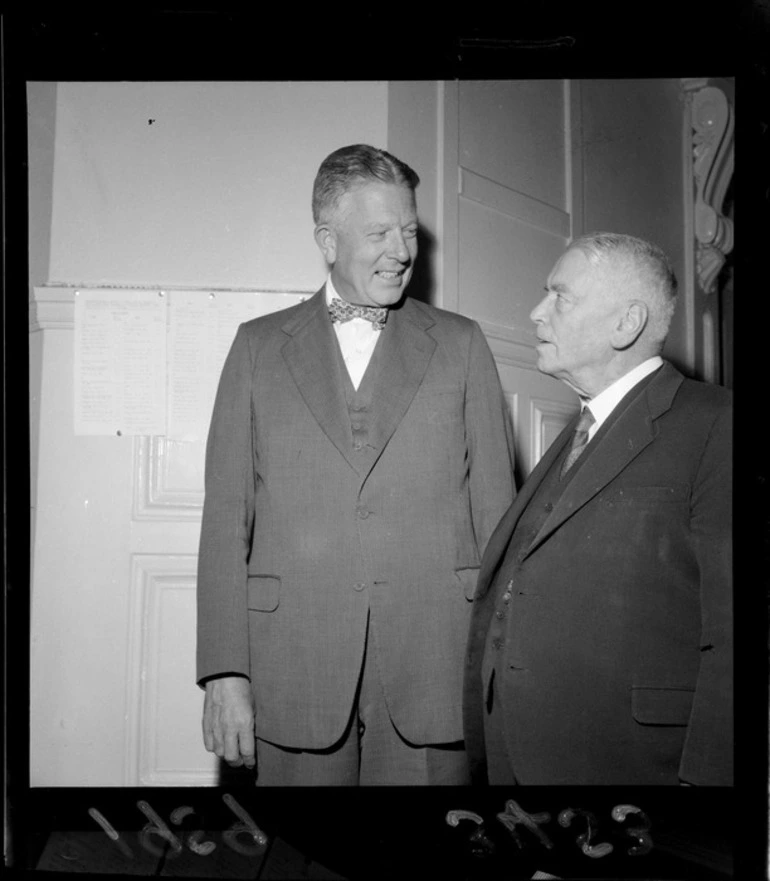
[333,181,417,223]
[548,247,631,306]
[561,245,630,281]
[548,246,593,282]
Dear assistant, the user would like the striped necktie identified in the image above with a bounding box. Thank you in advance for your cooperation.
[560,406,595,478]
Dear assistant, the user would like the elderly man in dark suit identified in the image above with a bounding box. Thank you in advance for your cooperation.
[197,144,516,785]
[464,232,732,786]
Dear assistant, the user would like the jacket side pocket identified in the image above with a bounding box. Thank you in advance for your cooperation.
[631,686,694,726]
[247,575,281,612]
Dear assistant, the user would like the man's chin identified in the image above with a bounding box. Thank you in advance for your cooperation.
[369,285,407,308]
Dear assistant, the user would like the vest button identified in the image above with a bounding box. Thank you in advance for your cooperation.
[356,506,370,519]
[354,582,366,592]
[544,502,553,512]
[353,441,363,451]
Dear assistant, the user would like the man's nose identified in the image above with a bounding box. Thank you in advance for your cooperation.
[387,232,411,262]
[530,295,548,324]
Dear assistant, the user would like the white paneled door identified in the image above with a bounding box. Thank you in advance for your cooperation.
[440,80,582,482]
[30,289,305,786]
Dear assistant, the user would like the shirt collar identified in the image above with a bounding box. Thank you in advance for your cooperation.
[325,274,339,306]
[584,356,664,430]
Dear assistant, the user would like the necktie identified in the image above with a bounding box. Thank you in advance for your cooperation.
[560,406,595,478]
[328,298,388,328]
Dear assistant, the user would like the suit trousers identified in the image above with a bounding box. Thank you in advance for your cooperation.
[255,612,470,786]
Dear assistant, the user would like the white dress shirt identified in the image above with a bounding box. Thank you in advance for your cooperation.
[583,356,664,440]
[326,277,383,390]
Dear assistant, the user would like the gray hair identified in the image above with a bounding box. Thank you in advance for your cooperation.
[312,144,420,225]
[569,232,678,349]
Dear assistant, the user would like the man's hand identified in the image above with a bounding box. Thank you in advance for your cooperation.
[202,676,256,769]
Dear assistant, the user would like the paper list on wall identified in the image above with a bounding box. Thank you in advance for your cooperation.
[165,292,216,442]
[74,290,167,435]
[166,291,306,441]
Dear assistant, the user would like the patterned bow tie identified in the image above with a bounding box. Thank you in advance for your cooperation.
[328,298,388,328]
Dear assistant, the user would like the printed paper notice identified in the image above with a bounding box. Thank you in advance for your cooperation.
[74,290,167,435]
[166,291,305,441]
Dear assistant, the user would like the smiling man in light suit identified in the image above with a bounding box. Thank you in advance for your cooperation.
[464,232,732,786]
[196,144,516,785]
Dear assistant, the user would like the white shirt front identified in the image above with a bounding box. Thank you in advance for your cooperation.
[583,356,664,440]
[325,277,382,390]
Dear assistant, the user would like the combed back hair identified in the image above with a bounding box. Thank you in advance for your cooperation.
[312,144,420,225]
[569,232,679,349]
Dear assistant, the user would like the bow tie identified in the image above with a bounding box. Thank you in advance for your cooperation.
[328,298,388,328]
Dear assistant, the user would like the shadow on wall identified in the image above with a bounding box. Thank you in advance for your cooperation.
[406,226,436,306]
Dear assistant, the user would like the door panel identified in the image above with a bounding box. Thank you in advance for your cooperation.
[445,80,581,479]
[459,80,566,208]
[30,288,305,785]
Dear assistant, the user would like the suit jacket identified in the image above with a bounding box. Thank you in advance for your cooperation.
[464,362,732,785]
[197,288,515,750]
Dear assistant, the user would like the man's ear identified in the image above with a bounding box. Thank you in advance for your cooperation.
[314,224,336,264]
[611,300,648,350]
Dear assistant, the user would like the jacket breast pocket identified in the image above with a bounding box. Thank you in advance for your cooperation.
[631,685,694,726]
[608,484,689,506]
[247,575,281,612]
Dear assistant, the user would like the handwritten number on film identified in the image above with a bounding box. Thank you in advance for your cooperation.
[89,794,268,859]
[447,800,653,859]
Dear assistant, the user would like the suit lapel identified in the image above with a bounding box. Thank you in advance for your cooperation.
[363,298,437,472]
[473,421,574,599]
[280,288,360,473]
[523,363,683,559]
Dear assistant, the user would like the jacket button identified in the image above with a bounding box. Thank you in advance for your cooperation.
[356,506,370,519]
[353,441,363,451]
[495,610,504,619]
[492,638,503,650]
[354,582,366,592]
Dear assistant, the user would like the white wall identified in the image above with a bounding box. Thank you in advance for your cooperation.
[29,82,392,785]
[48,82,389,289]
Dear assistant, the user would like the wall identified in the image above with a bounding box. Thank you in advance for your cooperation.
[579,78,688,367]
[47,81,389,290]
[28,82,57,549]
[28,82,392,785]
